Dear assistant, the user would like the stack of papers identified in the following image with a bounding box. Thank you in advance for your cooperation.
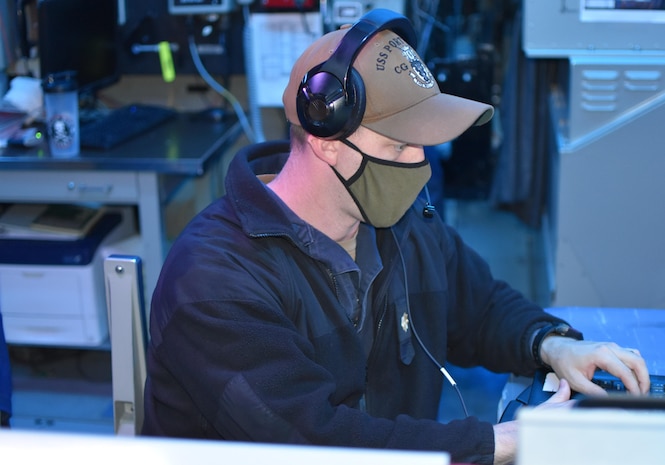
[0,203,106,240]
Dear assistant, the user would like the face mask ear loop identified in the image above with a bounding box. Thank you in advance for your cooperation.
[330,166,372,224]
[340,138,363,153]
[335,139,370,186]
[328,138,371,224]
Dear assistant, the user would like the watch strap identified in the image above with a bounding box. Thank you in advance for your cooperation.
[532,323,584,370]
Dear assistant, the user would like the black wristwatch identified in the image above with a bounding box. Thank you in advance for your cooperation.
[532,323,584,370]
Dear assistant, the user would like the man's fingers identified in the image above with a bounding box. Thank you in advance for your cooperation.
[597,345,651,395]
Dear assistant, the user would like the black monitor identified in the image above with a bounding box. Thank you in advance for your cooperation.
[38,0,120,100]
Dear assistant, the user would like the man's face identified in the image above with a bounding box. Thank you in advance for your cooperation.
[327,126,431,228]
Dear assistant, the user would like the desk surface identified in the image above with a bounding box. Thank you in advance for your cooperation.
[548,306,665,375]
[0,112,241,176]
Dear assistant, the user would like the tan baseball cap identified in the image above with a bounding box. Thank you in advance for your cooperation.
[282,25,494,146]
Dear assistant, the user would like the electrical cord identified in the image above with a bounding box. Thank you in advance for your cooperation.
[186,17,256,143]
[396,233,470,418]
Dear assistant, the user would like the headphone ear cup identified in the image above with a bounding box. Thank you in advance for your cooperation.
[296,66,366,140]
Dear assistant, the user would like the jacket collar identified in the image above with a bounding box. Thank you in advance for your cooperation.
[225,141,357,274]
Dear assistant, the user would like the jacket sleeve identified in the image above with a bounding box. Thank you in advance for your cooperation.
[438,223,566,374]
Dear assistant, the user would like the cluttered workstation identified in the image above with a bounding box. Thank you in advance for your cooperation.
[1,1,665,464]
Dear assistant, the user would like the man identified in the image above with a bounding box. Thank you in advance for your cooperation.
[143,10,650,464]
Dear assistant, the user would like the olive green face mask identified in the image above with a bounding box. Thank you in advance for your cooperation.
[332,139,432,228]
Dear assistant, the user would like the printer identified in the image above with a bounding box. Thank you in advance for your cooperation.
[0,207,138,347]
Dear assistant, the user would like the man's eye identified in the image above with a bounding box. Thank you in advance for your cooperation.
[395,144,407,152]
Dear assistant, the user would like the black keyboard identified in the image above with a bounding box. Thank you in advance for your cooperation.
[528,370,665,404]
[80,104,177,149]
[591,371,665,397]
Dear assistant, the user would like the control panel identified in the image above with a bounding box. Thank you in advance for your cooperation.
[168,0,236,15]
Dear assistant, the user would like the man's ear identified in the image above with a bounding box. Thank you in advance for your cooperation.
[307,134,340,167]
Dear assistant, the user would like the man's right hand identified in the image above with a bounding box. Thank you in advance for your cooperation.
[535,377,576,410]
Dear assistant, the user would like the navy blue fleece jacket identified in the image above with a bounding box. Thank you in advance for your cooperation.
[142,141,564,464]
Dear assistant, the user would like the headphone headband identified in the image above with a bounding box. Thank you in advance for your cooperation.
[320,10,417,89]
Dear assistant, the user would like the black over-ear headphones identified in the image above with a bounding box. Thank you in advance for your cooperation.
[296,9,417,140]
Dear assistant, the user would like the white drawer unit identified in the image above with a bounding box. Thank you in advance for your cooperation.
[0,170,139,203]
